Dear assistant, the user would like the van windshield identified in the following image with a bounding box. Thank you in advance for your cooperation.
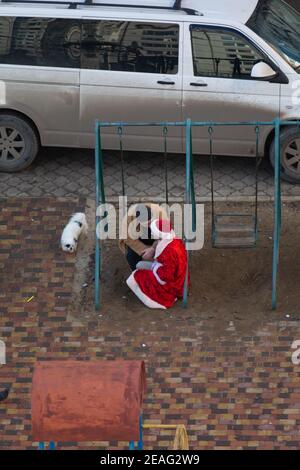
[247,0,300,72]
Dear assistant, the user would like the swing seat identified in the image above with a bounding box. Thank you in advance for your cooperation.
[212,213,257,249]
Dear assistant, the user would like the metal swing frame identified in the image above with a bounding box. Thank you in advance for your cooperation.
[95,117,297,311]
[95,119,196,311]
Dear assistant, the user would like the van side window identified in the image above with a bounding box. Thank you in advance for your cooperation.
[0,16,81,68]
[190,26,265,79]
[82,20,179,74]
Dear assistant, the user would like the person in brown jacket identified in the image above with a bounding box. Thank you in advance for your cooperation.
[119,202,169,271]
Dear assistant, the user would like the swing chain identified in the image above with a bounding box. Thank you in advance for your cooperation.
[254,125,262,167]
[118,126,126,197]
[163,126,169,206]
[208,126,215,225]
[254,125,262,233]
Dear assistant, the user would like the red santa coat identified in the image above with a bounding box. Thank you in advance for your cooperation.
[126,238,188,310]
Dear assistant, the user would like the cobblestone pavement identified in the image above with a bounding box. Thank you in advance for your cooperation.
[1,198,300,450]
[1,147,300,201]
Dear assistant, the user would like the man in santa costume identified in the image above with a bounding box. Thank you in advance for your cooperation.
[126,219,188,309]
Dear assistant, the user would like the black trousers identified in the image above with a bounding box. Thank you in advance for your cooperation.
[126,237,154,271]
[126,247,143,272]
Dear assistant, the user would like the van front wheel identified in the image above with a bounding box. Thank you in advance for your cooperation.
[0,114,39,172]
[270,127,300,184]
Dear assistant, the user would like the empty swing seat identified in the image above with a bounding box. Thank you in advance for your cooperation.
[208,124,261,250]
[212,213,258,248]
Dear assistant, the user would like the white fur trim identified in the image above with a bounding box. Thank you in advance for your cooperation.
[150,220,175,240]
[127,272,167,310]
[152,262,166,286]
[154,238,173,259]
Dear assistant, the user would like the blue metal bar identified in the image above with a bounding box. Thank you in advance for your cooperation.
[95,122,106,310]
[129,441,135,450]
[96,121,185,127]
[272,118,282,310]
[189,130,197,233]
[190,121,276,127]
[95,120,277,128]
[192,121,275,126]
[95,119,299,128]
[94,117,289,310]
[254,126,260,241]
[98,125,106,205]
[277,120,300,126]
[183,119,192,309]
[95,122,101,310]
[138,415,143,450]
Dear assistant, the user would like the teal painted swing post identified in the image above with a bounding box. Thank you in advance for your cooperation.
[95,121,106,310]
[38,441,55,450]
[183,119,196,308]
[272,118,281,310]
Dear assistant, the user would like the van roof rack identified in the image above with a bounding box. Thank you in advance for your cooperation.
[1,0,201,14]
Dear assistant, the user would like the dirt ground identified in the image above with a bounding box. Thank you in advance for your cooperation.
[1,197,300,449]
[70,202,300,336]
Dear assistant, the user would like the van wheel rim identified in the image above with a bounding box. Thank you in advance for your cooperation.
[283,139,300,175]
[0,127,25,162]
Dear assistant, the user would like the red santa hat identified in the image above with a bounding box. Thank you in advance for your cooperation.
[150,219,175,240]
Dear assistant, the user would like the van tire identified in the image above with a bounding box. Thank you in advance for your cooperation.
[270,126,300,184]
[0,114,39,172]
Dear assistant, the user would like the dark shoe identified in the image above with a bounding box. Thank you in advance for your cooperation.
[0,388,10,402]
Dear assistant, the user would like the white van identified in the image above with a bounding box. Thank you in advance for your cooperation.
[0,0,299,182]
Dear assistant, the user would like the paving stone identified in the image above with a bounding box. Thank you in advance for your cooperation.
[1,148,297,201]
[1,186,300,449]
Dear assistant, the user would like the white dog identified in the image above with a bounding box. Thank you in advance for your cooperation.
[61,213,88,253]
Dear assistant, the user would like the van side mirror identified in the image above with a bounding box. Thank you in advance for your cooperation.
[251,61,278,80]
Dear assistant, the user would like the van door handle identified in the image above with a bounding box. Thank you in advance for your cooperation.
[190,82,208,87]
[157,80,175,85]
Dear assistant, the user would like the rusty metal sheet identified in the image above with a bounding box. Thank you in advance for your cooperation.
[31,360,146,442]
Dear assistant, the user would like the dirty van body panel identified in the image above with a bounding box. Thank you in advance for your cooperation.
[79,19,183,152]
[183,79,279,157]
[0,66,80,147]
[182,22,280,157]
[0,15,81,146]
[80,74,183,152]
[0,3,296,159]
[280,73,300,121]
